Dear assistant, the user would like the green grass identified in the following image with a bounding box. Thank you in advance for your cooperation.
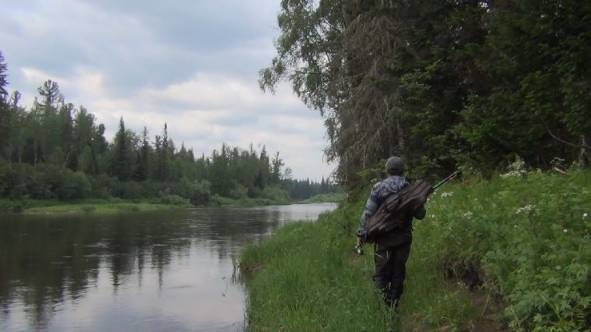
[23,202,185,215]
[298,192,346,204]
[0,198,190,215]
[241,171,591,331]
[211,194,291,207]
[241,205,396,332]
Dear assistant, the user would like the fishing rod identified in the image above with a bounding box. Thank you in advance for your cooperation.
[432,170,461,190]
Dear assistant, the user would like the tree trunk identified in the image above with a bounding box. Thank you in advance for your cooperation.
[579,134,589,169]
[396,116,405,153]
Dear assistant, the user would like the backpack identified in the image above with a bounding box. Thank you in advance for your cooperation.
[364,180,433,243]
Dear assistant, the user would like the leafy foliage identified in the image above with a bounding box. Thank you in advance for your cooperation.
[421,171,591,331]
[262,0,591,187]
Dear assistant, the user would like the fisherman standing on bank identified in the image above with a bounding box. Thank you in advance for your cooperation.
[356,156,426,309]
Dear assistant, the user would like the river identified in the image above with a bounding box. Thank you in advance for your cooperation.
[0,203,337,332]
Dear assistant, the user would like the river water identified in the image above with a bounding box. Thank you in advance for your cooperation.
[0,203,337,332]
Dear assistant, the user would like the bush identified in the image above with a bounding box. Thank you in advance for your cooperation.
[0,163,11,196]
[188,180,211,205]
[5,163,54,199]
[261,185,290,203]
[34,163,63,199]
[89,174,115,199]
[229,184,248,199]
[57,170,91,200]
[111,180,143,199]
[158,194,189,206]
[247,185,261,198]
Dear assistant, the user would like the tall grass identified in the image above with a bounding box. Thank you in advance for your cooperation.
[241,204,396,331]
[241,171,591,331]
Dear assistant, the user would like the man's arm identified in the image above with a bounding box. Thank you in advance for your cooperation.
[357,189,380,241]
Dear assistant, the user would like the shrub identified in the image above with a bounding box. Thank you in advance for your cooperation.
[89,174,115,199]
[0,163,11,196]
[34,163,63,199]
[111,181,143,199]
[57,170,91,200]
[81,205,96,213]
[158,194,189,206]
[261,185,290,203]
[229,184,248,199]
[188,180,211,205]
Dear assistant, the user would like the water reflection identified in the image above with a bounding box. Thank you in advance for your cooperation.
[0,203,336,331]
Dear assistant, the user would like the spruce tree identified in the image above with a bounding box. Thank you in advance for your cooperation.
[111,117,132,180]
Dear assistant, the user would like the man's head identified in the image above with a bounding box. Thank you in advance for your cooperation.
[385,156,404,176]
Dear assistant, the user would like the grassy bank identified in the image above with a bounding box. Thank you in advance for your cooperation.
[210,194,291,207]
[0,198,191,215]
[298,192,346,204]
[0,192,334,215]
[240,171,591,331]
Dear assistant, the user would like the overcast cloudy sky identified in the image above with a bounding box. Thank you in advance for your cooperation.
[0,0,334,180]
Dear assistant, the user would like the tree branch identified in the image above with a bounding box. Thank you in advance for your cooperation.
[544,124,590,149]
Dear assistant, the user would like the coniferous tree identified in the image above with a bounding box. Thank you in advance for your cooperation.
[134,127,150,181]
[0,52,9,160]
[0,51,7,100]
[111,118,133,180]
[155,123,171,181]
[271,152,283,184]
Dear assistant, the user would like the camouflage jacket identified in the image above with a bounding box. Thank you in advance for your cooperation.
[357,175,425,247]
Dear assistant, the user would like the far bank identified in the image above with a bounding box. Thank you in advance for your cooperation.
[0,192,343,216]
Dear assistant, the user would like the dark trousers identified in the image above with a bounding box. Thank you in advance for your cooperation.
[373,242,411,306]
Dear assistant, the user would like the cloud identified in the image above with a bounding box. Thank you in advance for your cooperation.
[0,0,335,180]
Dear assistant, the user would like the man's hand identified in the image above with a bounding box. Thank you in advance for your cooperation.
[356,236,364,247]
[354,237,364,255]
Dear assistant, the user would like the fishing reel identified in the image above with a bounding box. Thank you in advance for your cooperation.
[354,245,364,256]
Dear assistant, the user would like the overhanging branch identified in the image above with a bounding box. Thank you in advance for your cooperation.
[544,124,590,149]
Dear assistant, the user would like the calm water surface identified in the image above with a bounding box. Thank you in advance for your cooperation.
[0,203,337,332]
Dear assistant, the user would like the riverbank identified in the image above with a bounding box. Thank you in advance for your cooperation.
[298,192,345,204]
[210,195,291,208]
[0,198,191,215]
[0,194,335,215]
[240,171,591,331]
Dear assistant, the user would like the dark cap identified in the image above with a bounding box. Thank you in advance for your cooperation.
[385,156,404,175]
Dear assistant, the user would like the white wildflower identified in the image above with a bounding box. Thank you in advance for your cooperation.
[584,213,588,219]
[515,204,535,215]
[430,214,436,219]
[563,229,568,233]
[441,192,454,198]
[501,171,521,178]
[463,211,473,219]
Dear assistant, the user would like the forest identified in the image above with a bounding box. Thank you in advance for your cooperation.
[0,53,338,206]
[260,0,590,187]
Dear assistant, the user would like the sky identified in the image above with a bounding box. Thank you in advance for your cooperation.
[0,0,335,181]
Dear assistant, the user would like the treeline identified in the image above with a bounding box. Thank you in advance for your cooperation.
[0,52,338,204]
[261,0,591,187]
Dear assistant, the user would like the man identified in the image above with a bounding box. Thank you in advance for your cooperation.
[356,156,426,309]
